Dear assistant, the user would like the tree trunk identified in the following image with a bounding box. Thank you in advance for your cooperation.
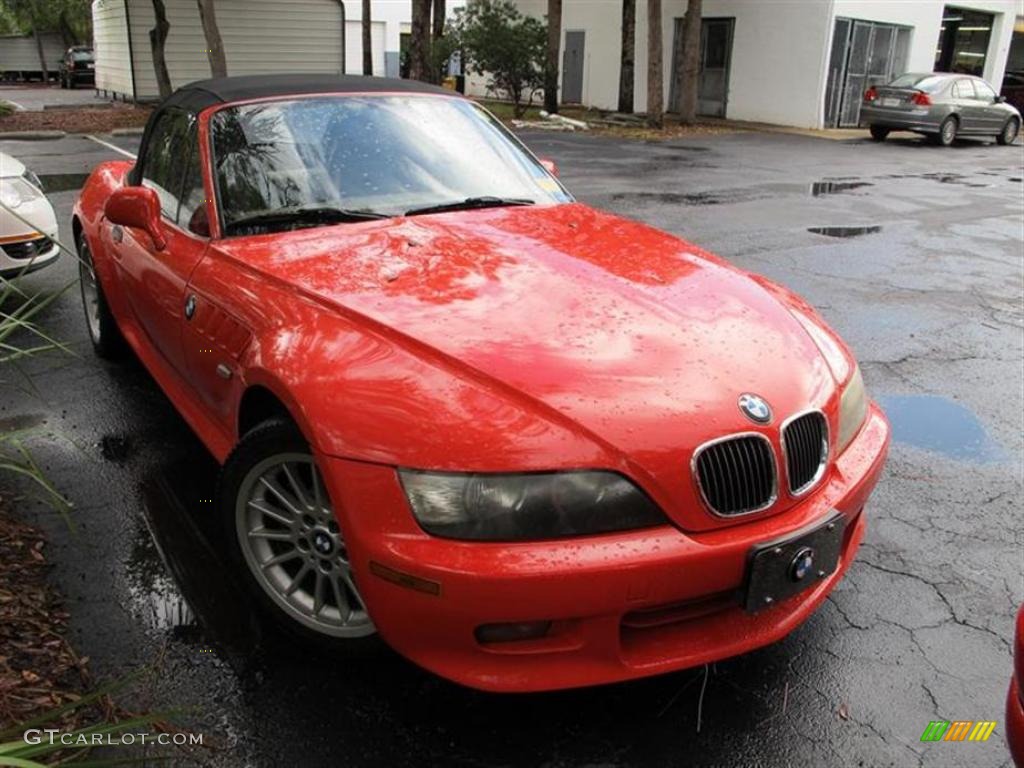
[409,0,431,82]
[617,0,635,113]
[646,0,662,128]
[432,0,446,82]
[432,0,445,40]
[58,10,75,48]
[32,28,49,83]
[361,0,373,75]
[150,0,172,100]
[677,0,701,123]
[196,0,227,78]
[544,0,561,113]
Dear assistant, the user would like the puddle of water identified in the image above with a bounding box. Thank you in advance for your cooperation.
[130,467,263,664]
[127,519,201,640]
[612,184,801,206]
[807,226,882,238]
[810,181,872,196]
[36,172,90,193]
[878,394,1006,463]
[100,434,131,463]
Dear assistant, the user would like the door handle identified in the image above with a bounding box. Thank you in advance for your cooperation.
[111,225,123,243]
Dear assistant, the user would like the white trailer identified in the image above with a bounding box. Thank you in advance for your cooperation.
[92,0,351,101]
[0,32,65,81]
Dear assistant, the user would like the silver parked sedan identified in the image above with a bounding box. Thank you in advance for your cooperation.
[861,72,1021,147]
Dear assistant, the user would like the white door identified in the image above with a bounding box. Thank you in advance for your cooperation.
[345,20,386,76]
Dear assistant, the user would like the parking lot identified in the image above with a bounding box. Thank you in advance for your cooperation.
[1,127,1021,767]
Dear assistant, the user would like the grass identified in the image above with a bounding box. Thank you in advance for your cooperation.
[0,101,13,118]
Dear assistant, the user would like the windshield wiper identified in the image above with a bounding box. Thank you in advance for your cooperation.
[405,196,535,217]
[226,205,389,234]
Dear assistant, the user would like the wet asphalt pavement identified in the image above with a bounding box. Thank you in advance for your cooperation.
[0,128,1021,768]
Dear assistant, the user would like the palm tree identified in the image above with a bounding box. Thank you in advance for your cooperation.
[617,0,635,113]
[149,0,172,98]
[646,0,663,128]
[676,0,701,123]
[544,0,561,113]
[409,0,431,81]
[196,0,227,77]
[362,0,373,75]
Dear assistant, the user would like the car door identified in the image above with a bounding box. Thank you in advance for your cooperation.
[971,78,1004,133]
[950,79,982,132]
[108,109,208,377]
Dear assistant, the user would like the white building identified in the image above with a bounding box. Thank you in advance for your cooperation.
[507,0,1021,128]
[91,0,463,102]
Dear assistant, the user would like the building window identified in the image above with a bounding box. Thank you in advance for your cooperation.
[935,7,994,76]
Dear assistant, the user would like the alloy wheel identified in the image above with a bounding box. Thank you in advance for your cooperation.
[1005,120,1019,144]
[235,452,375,638]
[941,118,956,145]
[78,242,102,344]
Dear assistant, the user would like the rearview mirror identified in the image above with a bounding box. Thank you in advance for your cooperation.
[105,186,166,250]
[539,158,559,178]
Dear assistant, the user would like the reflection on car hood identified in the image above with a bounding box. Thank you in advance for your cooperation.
[215,202,837,453]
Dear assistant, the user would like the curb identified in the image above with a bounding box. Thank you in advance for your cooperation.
[111,127,144,137]
[0,130,66,140]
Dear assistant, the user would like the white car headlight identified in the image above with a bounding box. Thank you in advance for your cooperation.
[836,365,868,455]
[399,469,667,541]
[0,177,43,210]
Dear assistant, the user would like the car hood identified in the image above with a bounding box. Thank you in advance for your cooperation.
[216,203,840,527]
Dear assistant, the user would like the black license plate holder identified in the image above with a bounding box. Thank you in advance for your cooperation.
[744,511,846,613]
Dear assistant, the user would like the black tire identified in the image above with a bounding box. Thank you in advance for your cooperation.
[996,117,1020,146]
[77,234,127,359]
[218,418,381,653]
[869,125,890,141]
[932,115,958,146]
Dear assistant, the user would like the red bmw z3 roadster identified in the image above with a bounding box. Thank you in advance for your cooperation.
[72,75,890,692]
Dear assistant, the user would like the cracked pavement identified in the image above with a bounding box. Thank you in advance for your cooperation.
[0,127,1021,767]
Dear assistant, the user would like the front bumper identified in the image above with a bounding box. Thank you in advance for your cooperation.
[325,404,890,692]
[0,234,60,277]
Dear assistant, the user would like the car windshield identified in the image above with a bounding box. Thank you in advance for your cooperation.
[888,74,947,92]
[72,50,93,61]
[209,95,572,233]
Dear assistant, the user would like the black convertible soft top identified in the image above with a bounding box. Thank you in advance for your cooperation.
[129,74,456,184]
[163,73,453,112]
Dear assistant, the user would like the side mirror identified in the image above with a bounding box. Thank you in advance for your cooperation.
[539,157,559,178]
[996,94,1007,104]
[105,186,166,250]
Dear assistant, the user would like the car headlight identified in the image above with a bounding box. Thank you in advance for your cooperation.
[399,469,667,541]
[0,177,43,210]
[21,168,43,192]
[836,365,868,455]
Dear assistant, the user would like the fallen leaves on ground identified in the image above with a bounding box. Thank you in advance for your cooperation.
[0,494,94,735]
[0,105,151,134]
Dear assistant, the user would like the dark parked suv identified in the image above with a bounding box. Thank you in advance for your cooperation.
[59,46,95,89]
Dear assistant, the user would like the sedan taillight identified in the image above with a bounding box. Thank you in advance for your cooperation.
[864,87,877,102]
[912,91,932,106]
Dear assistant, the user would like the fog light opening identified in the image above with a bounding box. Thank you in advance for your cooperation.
[475,620,552,645]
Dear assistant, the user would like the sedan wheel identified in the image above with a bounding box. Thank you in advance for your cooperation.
[935,116,958,147]
[997,117,1020,146]
[222,420,377,643]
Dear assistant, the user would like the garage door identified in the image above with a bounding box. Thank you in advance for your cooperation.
[345,21,386,76]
